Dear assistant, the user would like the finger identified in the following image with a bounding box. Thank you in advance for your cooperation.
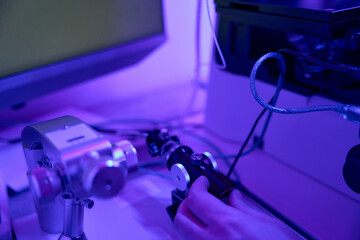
[176,199,207,227]
[190,175,210,192]
[174,202,206,238]
[228,190,270,216]
[185,176,230,224]
[228,189,248,211]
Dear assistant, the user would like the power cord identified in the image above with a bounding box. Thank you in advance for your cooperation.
[226,108,268,178]
[0,137,22,144]
[278,48,360,81]
[250,52,360,124]
[227,49,360,177]
[226,53,285,178]
[278,48,345,72]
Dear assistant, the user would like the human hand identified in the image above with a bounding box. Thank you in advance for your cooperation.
[174,176,300,240]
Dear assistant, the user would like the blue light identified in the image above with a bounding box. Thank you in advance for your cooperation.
[106,160,114,167]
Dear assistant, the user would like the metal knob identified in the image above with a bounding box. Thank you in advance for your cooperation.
[170,163,190,192]
[113,140,138,172]
[82,152,127,198]
[28,167,63,204]
[203,152,218,170]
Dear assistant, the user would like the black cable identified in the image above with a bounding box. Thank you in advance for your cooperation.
[236,181,316,240]
[278,48,346,73]
[91,126,117,134]
[0,137,22,144]
[279,48,360,82]
[227,48,356,177]
[227,56,285,178]
[226,49,349,238]
[226,107,267,178]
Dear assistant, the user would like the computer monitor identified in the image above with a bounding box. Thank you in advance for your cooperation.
[0,0,165,109]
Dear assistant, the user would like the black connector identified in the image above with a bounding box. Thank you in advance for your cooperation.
[346,66,360,81]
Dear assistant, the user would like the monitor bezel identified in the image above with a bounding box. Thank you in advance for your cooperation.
[0,33,165,109]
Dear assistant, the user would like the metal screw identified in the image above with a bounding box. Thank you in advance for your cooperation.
[148,143,159,156]
[159,128,169,140]
[83,199,94,209]
[191,153,203,166]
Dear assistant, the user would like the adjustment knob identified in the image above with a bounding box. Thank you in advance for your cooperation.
[203,152,218,170]
[28,167,62,203]
[113,140,138,172]
[170,163,190,192]
[82,152,127,198]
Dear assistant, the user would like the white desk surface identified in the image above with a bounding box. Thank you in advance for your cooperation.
[0,101,359,239]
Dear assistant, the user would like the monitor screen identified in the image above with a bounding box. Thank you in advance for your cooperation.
[0,0,165,109]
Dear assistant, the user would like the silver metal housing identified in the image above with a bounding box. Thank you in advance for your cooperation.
[22,115,138,234]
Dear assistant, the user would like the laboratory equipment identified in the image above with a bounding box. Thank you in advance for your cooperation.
[145,129,235,220]
[22,116,138,239]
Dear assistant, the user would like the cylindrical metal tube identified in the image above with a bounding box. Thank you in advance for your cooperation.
[62,194,85,239]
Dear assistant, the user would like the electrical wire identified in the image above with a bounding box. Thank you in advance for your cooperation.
[139,160,166,168]
[205,0,226,70]
[250,51,360,124]
[212,109,274,160]
[178,128,240,181]
[91,118,239,179]
[226,102,277,178]
[237,182,317,240]
[0,120,34,127]
[279,47,360,87]
[182,0,225,120]
[195,0,202,80]
[0,137,22,144]
[226,109,267,178]
[278,48,346,72]
[222,50,322,239]
[91,119,203,136]
[138,168,171,180]
[91,126,148,139]
[250,52,344,114]
[227,54,285,178]
[235,51,360,175]
[91,118,170,128]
